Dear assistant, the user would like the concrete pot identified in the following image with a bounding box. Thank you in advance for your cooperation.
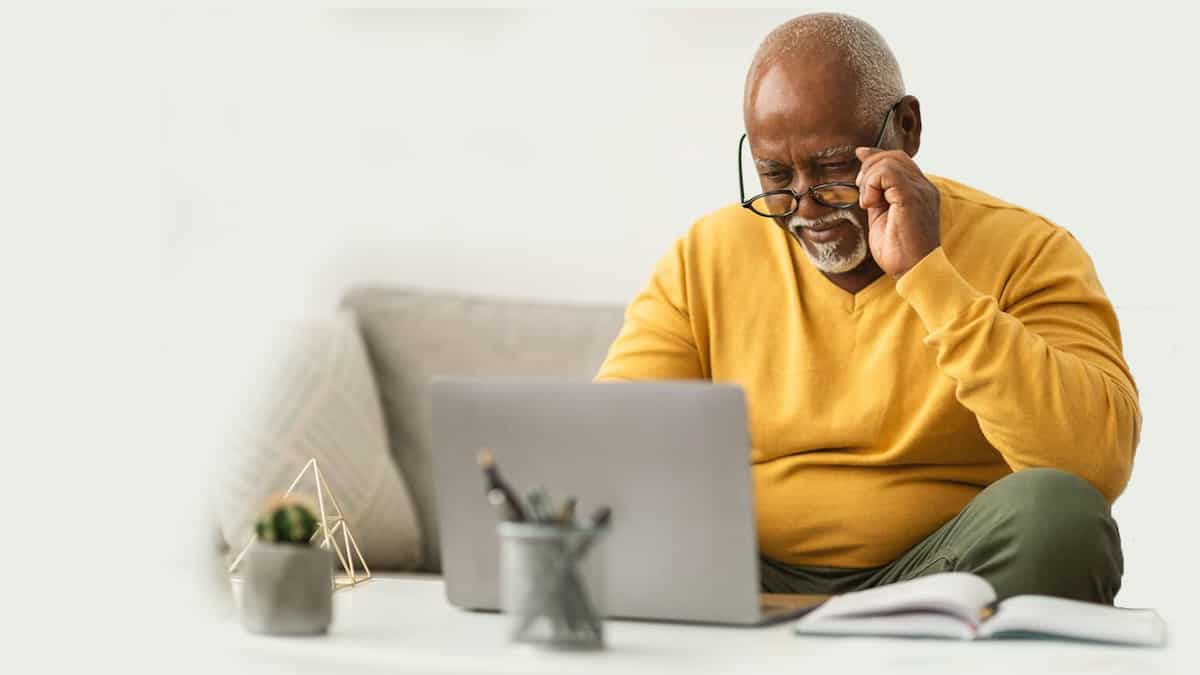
[239,542,333,635]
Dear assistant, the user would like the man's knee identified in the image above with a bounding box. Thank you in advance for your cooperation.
[968,468,1123,602]
[985,467,1110,518]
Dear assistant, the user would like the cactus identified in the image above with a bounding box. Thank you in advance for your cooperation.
[255,493,320,545]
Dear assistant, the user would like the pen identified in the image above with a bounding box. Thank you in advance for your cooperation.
[477,447,527,522]
[526,488,550,523]
[557,496,577,525]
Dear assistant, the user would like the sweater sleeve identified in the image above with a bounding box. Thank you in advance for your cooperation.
[594,237,706,382]
[894,233,1140,501]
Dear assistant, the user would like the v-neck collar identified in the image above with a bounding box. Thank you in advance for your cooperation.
[785,232,896,313]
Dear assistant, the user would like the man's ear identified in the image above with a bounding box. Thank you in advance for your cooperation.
[896,95,922,158]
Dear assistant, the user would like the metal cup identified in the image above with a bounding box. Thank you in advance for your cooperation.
[498,522,607,649]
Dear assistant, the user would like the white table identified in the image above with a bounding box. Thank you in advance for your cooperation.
[214,574,1186,674]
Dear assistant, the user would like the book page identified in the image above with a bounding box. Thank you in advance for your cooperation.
[801,573,996,628]
[794,612,976,640]
[979,595,1167,647]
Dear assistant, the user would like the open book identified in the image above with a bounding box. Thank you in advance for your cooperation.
[794,573,1166,646]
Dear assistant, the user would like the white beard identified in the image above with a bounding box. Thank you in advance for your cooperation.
[786,210,868,274]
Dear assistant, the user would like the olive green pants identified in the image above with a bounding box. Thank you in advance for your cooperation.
[759,468,1124,604]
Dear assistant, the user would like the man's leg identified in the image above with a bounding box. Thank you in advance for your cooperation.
[915,467,1123,602]
[760,468,1124,603]
[759,555,880,595]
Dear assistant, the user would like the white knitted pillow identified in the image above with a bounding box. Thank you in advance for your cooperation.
[216,311,423,570]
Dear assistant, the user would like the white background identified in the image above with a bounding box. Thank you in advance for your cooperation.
[5,1,1198,671]
[162,0,1199,604]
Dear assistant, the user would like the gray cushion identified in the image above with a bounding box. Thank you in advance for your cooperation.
[341,287,625,572]
[217,311,424,573]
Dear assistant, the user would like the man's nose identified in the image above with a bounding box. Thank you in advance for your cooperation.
[789,177,832,220]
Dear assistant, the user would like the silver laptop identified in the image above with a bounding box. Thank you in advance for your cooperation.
[430,377,820,625]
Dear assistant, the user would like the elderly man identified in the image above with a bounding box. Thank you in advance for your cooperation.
[595,13,1139,604]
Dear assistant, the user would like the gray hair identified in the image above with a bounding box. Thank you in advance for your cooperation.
[746,13,905,128]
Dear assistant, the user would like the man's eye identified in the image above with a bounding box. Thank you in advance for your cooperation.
[762,172,790,181]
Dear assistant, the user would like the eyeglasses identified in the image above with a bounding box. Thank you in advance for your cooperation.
[738,100,900,218]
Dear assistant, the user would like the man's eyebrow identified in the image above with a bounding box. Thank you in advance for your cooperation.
[811,144,856,160]
[754,144,858,169]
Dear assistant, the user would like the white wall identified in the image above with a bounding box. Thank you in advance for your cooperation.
[163,1,1199,638]
[164,4,1197,311]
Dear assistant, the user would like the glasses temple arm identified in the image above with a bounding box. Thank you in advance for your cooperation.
[738,133,748,203]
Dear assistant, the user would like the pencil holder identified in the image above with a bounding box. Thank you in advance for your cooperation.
[498,522,607,649]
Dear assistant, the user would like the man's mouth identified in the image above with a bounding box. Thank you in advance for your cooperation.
[796,219,850,243]
[805,221,841,232]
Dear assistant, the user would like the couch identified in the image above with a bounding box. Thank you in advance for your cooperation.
[217,286,625,573]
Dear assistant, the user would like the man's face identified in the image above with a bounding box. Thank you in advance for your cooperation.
[744,55,878,274]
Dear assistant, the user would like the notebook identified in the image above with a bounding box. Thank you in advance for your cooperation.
[793,572,1166,647]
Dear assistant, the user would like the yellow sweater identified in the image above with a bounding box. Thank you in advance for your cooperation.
[595,175,1140,569]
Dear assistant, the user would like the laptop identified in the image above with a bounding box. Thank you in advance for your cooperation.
[430,377,823,625]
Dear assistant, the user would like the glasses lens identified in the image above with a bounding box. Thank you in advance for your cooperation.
[813,184,859,208]
[749,193,797,217]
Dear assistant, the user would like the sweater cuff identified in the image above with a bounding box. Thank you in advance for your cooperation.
[894,247,985,333]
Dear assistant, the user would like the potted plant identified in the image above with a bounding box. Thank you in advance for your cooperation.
[239,494,333,635]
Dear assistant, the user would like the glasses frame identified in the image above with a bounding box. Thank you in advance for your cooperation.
[738,99,902,218]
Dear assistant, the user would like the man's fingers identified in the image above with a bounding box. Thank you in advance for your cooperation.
[858,160,900,209]
[858,157,918,209]
[855,148,916,184]
[855,147,893,182]
[855,146,883,162]
[859,172,887,210]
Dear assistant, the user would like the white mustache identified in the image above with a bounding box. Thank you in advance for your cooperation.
[786,209,864,235]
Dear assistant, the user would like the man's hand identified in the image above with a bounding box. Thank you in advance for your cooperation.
[854,147,941,278]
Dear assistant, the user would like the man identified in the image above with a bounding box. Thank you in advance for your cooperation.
[595,13,1139,604]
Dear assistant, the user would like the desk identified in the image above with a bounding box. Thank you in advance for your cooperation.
[214,574,1183,674]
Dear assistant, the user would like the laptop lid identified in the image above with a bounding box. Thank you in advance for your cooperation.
[431,377,763,624]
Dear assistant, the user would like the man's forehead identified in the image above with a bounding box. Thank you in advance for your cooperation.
[747,55,856,117]
[745,57,863,160]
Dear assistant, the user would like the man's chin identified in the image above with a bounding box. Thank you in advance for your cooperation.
[801,237,869,274]
[813,256,866,274]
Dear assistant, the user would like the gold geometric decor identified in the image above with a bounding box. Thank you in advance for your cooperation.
[228,458,372,590]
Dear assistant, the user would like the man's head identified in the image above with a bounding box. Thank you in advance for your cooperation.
[743,13,921,276]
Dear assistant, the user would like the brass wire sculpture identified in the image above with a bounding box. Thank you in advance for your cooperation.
[229,458,372,590]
